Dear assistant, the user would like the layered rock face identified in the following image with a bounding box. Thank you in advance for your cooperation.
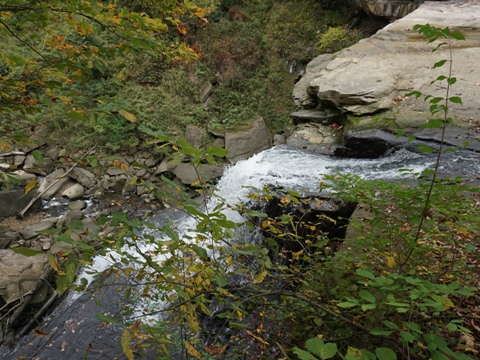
[355,0,425,18]
[294,0,480,139]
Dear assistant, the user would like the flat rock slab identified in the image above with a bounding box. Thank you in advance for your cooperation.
[20,219,56,240]
[290,109,342,125]
[294,0,480,130]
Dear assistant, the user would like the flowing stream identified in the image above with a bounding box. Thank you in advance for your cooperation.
[77,145,480,289]
[3,145,479,360]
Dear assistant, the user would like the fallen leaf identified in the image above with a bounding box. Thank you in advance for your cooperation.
[33,328,47,337]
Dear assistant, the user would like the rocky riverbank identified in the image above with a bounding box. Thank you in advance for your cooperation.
[1,0,480,356]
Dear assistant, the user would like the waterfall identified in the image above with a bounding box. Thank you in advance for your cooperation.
[74,145,480,294]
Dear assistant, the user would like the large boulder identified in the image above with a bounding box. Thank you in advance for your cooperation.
[225,118,271,164]
[0,190,42,218]
[294,0,480,135]
[169,163,224,185]
[0,250,49,304]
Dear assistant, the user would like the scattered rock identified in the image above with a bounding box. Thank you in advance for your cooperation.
[19,219,56,240]
[69,167,96,188]
[68,200,87,211]
[107,166,125,176]
[62,183,85,200]
[38,169,70,200]
[11,170,37,184]
[185,124,209,149]
[0,225,18,249]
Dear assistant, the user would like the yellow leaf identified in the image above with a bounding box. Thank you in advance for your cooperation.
[33,328,47,337]
[387,256,396,268]
[253,271,268,284]
[121,329,134,360]
[291,249,304,262]
[0,140,11,151]
[247,330,269,345]
[118,109,137,122]
[204,344,227,356]
[185,340,202,359]
[48,254,62,272]
[191,179,200,187]
[24,179,38,194]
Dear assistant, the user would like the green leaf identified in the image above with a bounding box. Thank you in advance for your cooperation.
[400,330,417,343]
[345,346,364,360]
[448,77,457,85]
[7,55,27,65]
[32,150,44,163]
[206,146,228,157]
[67,110,85,121]
[361,303,376,311]
[293,347,318,360]
[433,59,447,69]
[449,96,462,104]
[375,348,397,360]
[173,285,190,300]
[320,343,337,359]
[337,301,358,308]
[191,245,209,260]
[215,274,229,287]
[382,320,399,330]
[12,247,44,256]
[356,269,376,280]
[451,31,465,40]
[67,220,85,230]
[97,312,119,325]
[430,351,449,360]
[371,330,394,336]
[305,338,324,357]
[359,290,376,303]
[431,75,447,84]
[405,90,422,99]
[430,97,444,104]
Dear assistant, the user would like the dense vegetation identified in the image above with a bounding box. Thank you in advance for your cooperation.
[0,0,365,153]
[1,1,478,359]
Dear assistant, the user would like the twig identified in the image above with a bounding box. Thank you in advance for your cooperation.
[15,291,58,340]
[0,151,26,158]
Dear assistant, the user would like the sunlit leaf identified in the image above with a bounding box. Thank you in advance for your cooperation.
[121,329,134,360]
[24,179,37,194]
[253,271,268,284]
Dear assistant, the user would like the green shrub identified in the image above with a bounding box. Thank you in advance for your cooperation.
[316,26,362,54]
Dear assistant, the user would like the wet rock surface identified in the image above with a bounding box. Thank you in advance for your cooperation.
[1,274,157,360]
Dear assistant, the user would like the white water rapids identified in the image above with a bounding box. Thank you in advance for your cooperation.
[73,145,480,298]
